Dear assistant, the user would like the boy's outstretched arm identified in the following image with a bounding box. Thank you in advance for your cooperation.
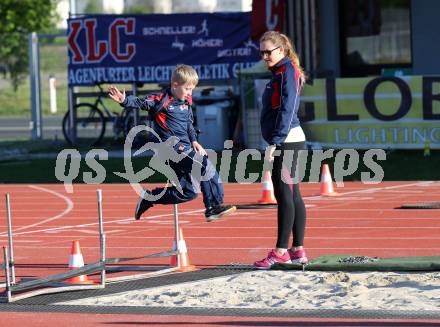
[108,85,153,111]
[108,85,126,103]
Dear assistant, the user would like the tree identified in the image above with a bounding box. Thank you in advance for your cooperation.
[0,0,57,90]
[84,0,103,14]
[124,0,154,14]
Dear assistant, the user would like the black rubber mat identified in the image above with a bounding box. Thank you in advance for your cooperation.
[399,202,440,209]
[1,304,440,320]
[273,254,440,272]
[1,266,440,319]
[1,267,250,305]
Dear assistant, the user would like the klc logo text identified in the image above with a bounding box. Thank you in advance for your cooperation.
[68,18,136,64]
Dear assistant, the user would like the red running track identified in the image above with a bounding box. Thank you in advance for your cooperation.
[1,181,439,271]
[1,312,440,327]
[0,181,439,325]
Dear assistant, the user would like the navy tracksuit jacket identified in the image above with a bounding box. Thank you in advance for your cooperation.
[122,88,224,209]
[260,57,302,146]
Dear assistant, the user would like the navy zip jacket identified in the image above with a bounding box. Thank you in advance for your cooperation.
[260,57,302,146]
[122,88,197,148]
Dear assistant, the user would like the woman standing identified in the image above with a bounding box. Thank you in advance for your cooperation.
[254,31,308,269]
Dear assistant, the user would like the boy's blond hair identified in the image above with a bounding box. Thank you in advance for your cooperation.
[171,64,199,85]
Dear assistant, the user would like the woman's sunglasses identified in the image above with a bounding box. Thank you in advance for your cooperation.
[260,46,280,57]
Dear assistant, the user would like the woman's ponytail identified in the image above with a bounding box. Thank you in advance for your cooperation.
[260,31,306,86]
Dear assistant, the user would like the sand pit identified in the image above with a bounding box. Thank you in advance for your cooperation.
[58,270,440,310]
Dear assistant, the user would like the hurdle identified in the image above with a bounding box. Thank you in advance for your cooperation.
[103,202,185,283]
[1,188,191,301]
[0,194,16,288]
[1,190,106,303]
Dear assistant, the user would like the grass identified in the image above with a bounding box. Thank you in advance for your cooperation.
[0,75,68,117]
[0,156,163,183]
[39,41,68,73]
[0,139,67,154]
[0,138,438,183]
[0,40,121,117]
[0,42,69,117]
[0,39,161,117]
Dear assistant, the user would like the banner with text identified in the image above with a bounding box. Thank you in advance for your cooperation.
[295,76,440,149]
[67,13,260,86]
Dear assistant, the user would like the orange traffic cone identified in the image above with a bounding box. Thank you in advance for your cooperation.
[258,170,277,204]
[320,164,339,196]
[170,228,197,272]
[66,240,95,284]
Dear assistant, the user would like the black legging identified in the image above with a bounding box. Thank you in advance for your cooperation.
[271,142,307,249]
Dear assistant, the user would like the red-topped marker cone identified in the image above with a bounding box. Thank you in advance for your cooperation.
[66,240,95,284]
[258,170,277,204]
[320,164,340,196]
[170,228,197,272]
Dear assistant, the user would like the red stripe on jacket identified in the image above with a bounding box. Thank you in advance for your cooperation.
[271,65,286,109]
[155,111,168,130]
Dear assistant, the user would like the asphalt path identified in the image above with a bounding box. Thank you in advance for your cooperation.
[0,116,64,141]
[0,115,131,143]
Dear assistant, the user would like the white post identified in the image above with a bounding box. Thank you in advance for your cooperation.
[49,75,57,114]
[3,247,12,302]
[5,194,15,284]
[173,204,180,268]
[28,32,42,140]
[97,189,106,287]
[69,0,77,15]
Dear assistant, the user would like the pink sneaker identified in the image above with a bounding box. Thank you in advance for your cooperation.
[254,250,291,269]
[289,248,308,264]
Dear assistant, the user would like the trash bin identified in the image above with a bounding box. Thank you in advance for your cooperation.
[193,89,234,151]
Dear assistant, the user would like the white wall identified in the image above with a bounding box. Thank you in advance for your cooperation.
[172,0,217,13]
[103,0,124,13]
[56,0,69,29]
[215,0,252,12]
[172,0,252,13]
[56,0,251,29]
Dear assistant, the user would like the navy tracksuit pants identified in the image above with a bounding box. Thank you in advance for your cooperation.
[148,148,224,209]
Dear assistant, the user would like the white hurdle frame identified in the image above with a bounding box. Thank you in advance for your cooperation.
[1,189,187,301]
[2,247,11,301]
[104,202,184,283]
[0,193,16,289]
[5,194,16,285]
[97,189,106,288]
[1,190,105,303]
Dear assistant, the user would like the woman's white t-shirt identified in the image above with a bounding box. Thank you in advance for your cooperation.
[284,126,306,143]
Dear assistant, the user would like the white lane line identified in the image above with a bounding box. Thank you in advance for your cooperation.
[1,235,438,240]
[12,246,440,251]
[303,181,435,200]
[309,208,439,211]
[2,182,434,236]
[157,226,440,229]
[217,215,440,220]
[307,197,375,201]
[3,225,437,232]
[0,185,74,237]
[13,236,434,240]
[2,209,204,237]
[383,190,425,193]
[44,229,126,235]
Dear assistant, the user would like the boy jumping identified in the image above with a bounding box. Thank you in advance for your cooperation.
[108,64,236,222]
